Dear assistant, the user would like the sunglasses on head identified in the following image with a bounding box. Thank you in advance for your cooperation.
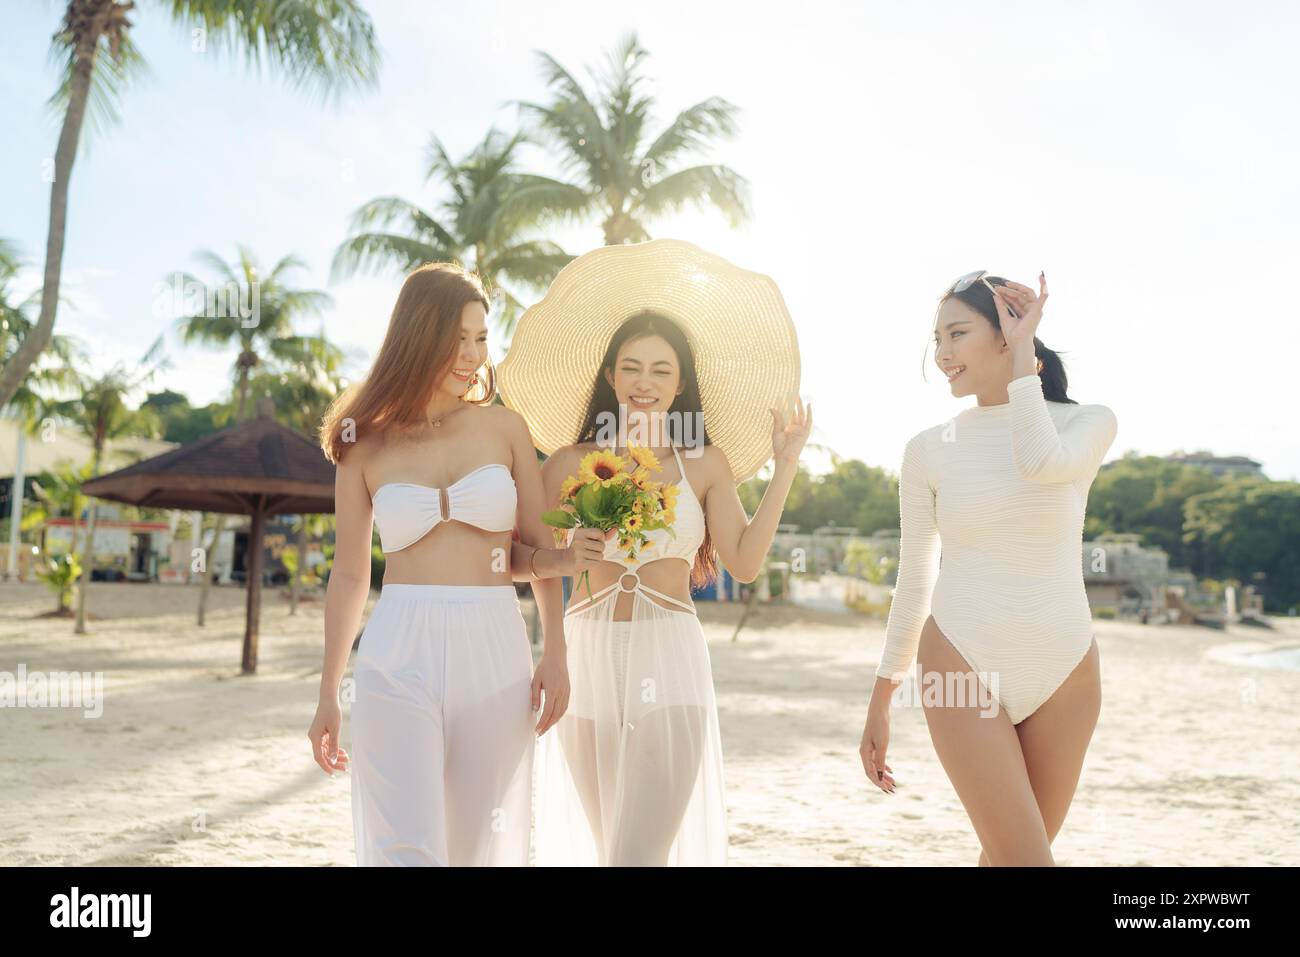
[943,270,1017,316]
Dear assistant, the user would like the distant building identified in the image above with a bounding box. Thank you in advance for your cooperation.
[771,523,863,574]
[1163,450,1264,478]
[1082,533,1172,615]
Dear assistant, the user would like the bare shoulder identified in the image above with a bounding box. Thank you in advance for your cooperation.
[337,428,386,498]
[544,442,586,474]
[340,428,383,472]
[689,443,732,495]
[475,402,524,436]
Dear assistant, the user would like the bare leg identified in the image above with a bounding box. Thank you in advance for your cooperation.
[442,672,533,866]
[917,615,1053,866]
[557,716,608,862]
[606,704,706,866]
[351,670,448,866]
[1015,639,1101,847]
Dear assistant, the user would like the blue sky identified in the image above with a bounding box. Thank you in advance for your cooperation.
[2,0,1297,480]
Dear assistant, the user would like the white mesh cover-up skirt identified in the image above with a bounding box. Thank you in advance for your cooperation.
[533,571,728,866]
[350,583,534,866]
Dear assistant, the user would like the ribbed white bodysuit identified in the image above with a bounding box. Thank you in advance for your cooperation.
[877,374,1118,724]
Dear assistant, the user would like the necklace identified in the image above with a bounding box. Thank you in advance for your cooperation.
[429,404,467,428]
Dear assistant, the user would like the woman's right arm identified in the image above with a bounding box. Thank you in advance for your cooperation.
[875,432,942,683]
[320,451,374,706]
[309,449,373,775]
[861,431,940,792]
[515,449,607,580]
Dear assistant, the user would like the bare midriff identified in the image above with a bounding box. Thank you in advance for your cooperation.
[381,521,515,586]
[569,555,695,620]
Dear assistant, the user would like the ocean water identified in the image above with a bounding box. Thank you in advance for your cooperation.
[1231,646,1300,672]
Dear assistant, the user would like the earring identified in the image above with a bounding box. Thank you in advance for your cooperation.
[1035,357,1044,375]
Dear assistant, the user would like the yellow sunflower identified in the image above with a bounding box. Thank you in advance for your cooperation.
[628,445,661,472]
[659,483,680,512]
[625,514,644,532]
[578,449,627,488]
[559,476,583,501]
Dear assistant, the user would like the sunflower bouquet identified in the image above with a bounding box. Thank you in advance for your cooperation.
[542,445,680,604]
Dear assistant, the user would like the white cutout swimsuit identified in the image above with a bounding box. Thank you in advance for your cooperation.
[534,445,729,866]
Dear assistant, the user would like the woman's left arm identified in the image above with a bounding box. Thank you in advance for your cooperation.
[505,410,569,735]
[1006,376,1118,484]
[703,396,811,583]
[992,274,1118,483]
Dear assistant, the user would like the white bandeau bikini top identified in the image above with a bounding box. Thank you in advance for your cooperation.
[371,463,516,553]
[565,446,706,568]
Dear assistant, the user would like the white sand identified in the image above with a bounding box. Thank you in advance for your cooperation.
[2,580,1297,866]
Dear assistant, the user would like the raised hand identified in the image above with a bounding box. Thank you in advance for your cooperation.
[771,394,812,466]
[992,272,1048,348]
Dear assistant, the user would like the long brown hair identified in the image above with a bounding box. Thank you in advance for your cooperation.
[320,262,494,463]
[574,311,720,591]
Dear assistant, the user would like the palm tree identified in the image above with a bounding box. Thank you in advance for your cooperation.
[0,0,381,412]
[332,127,575,337]
[246,330,352,434]
[1,238,84,415]
[172,246,334,421]
[29,461,96,613]
[244,326,353,614]
[514,32,751,246]
[40,336,169,633]
[2,238,85,582]
[171,246,334,624]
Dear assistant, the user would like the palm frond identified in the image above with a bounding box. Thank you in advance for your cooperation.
[488,176,592,246]
[329,232,454,281]
[636,164,752,227]
[164,0,382,105]
[45,30,149,146]
[479,240,573,293]
[641,97,741,171]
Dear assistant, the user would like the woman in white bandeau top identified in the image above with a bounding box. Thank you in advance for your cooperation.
[307,262,602,866]
[859,271,1117,866]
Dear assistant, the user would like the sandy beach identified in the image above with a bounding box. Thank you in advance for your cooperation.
[2,580,1297,866]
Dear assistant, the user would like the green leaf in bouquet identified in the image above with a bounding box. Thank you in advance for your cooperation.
[541,509,578,528]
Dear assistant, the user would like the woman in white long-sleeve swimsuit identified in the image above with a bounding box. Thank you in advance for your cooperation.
[859,271,1118,866]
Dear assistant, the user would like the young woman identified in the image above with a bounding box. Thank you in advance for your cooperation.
[543,314,809,866]
[306,262,599,867]
[495,239,808,866]
[859,270,1118,866]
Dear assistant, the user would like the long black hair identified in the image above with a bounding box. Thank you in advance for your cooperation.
[936,275,1076,404]
[573,310,719,588]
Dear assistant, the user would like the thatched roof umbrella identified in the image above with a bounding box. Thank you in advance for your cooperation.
[81,400,335,673]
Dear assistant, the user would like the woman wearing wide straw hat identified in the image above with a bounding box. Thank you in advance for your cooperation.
[498,239,811,866]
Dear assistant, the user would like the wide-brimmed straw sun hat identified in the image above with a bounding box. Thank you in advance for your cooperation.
[497,238,801,484]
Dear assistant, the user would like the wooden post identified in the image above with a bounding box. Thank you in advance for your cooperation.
[242,496,265,674]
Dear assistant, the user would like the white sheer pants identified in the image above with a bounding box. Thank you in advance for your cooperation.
[350,584,534,866]
[534,571,728,866]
